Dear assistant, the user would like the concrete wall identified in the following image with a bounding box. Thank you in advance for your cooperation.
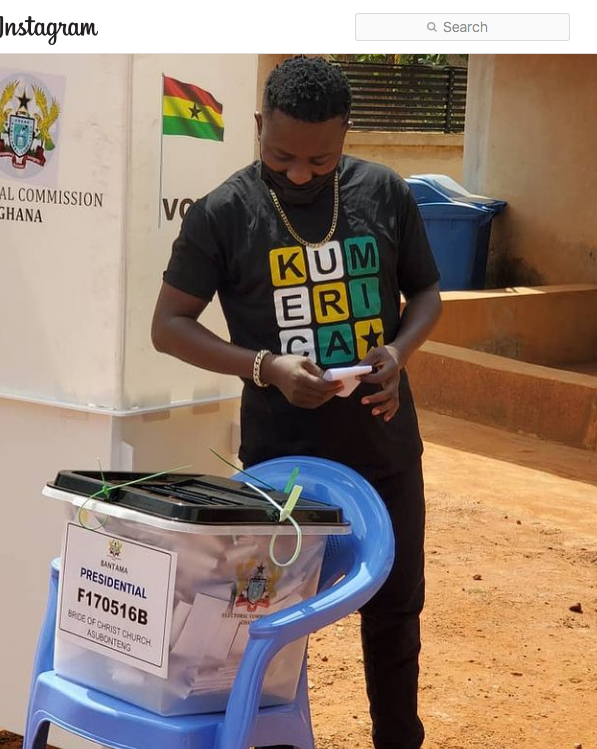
[407,284,597,451]
[430,285,597,366]
[344,131,463,181]
[409,341,597,452]
[464,55,597,287]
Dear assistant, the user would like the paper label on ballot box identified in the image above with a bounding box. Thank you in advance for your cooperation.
[57,523,177,677]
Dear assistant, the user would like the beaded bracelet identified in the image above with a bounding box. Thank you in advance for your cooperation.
[252,349,271,388]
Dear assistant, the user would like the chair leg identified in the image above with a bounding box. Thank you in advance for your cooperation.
[30,560,60,686]
[255,658,314,749]
[24,562,60,749]
[23,715,50,749]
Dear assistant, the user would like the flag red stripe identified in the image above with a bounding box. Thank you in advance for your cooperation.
[163,76,222,114]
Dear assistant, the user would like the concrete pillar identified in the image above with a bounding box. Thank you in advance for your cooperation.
[464,55,597,287]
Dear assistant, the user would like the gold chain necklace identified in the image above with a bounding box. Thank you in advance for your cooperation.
[268,172,339,249]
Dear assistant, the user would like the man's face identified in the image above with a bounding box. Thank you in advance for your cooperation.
[256,109,349,185]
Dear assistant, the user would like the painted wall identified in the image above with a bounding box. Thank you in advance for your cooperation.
[0,54,258,412]
[118,400,240,475]
[344,131,463,181]
[0,54,257,743]
[0,400,116,748]
[0,395,241,745]
[123,54,258,410]
[464,55,597,287]
[0,55,128,408]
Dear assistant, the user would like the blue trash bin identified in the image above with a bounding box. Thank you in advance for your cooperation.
[415,201,494,291]
[407,175,507,290]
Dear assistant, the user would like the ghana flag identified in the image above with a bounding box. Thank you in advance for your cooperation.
[162,76,224,142]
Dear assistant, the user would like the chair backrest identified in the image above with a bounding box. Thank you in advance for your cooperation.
[216,456,394,749]
[232,455,394,602]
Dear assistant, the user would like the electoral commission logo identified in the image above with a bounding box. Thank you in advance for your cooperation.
[0,73,61,179]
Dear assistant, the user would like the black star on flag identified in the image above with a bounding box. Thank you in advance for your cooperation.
[188,102,202,119]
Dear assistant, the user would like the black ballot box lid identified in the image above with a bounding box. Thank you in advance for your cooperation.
[50,470,347,527]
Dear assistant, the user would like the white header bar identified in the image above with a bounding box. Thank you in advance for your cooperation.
[0,2,590,52]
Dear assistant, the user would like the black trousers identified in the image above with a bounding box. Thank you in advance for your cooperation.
[359,460,426,749]
[259,459,426,749]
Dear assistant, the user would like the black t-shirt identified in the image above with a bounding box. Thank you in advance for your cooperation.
[164,156,439,481]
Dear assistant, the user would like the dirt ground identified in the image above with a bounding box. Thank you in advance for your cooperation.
[4,411,596,749]
[308,412,597,749]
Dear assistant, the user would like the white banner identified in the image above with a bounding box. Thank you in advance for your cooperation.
[57,523,177,677]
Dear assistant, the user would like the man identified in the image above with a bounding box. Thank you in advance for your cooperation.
[152,55,442,749]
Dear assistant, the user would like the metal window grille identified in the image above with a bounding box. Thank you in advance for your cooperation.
[335,61,467,133]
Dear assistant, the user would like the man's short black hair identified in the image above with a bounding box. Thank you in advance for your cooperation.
[263,56,351,123]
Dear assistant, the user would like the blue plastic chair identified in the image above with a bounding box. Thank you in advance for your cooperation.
[24,456,394,749]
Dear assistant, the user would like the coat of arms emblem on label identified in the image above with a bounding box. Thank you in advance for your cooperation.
[0,74,61,174]
[235,560,283,613]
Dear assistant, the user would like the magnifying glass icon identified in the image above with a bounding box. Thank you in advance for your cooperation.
[427,22,437,31]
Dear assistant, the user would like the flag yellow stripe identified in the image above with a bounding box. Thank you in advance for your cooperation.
[163,95,224,128]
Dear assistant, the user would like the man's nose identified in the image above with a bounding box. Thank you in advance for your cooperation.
[285,164,313,185]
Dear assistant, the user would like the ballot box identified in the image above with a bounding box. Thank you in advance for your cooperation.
[44,470,350,716]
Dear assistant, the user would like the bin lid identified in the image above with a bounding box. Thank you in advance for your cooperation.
[416,200,494,224]
[409,174,507,213]
[49,470,346,526]
[406,177,451,205]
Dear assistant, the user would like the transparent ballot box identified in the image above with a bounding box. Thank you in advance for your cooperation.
[44,470,350,716]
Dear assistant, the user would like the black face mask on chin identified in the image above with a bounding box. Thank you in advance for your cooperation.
[260,160,336,205]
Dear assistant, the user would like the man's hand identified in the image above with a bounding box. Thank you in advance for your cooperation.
[358,345,403,422]
[356,281,442,422]
[261,354,343,408]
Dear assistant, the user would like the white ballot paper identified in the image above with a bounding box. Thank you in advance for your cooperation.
[323,364,373,397]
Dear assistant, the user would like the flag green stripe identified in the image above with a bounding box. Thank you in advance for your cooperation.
[163,116,224,141]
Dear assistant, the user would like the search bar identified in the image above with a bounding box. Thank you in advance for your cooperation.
[355,14,570,41]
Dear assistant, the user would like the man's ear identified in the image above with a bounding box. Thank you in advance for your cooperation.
[254,111,263,138]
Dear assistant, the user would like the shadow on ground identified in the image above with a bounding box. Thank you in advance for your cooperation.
[419,409,597,488]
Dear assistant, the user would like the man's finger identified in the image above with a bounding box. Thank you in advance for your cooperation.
[372,402,399,421]
[361,389,394,405]
[296,390,339,408]
[359,361,396,383]
[302,376,344,394]
[301,358,325,377]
